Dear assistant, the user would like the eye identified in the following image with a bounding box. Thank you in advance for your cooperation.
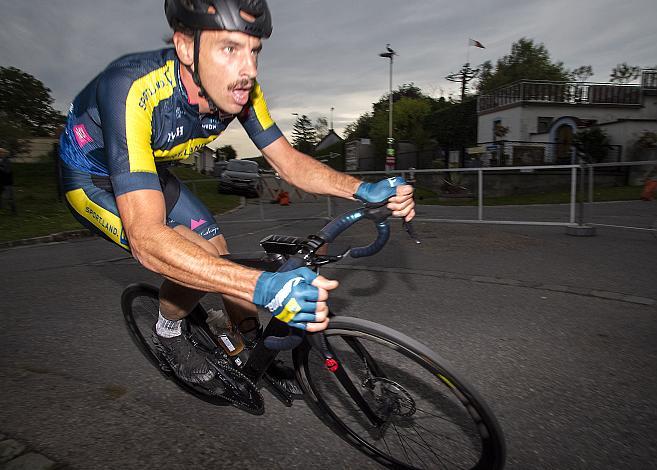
[224,46,235,54]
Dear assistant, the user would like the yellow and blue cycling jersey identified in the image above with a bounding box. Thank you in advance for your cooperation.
[59,47,282,250]
[60,47,282,196]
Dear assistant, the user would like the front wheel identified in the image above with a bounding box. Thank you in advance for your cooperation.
[294,317,506,470]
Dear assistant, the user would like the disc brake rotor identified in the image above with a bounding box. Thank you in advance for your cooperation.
[363,377,416,419]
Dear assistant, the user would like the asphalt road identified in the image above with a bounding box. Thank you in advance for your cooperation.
[1,200,656,469]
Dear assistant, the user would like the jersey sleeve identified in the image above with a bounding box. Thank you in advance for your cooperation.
[238,81,283,149]
[96,65,170,196]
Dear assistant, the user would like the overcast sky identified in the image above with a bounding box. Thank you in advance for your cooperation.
[1,0,656,157]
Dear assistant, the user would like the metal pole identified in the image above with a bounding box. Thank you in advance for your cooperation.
[380,45,396,171]
[577,163,585,225]
[388,56,393,145]
[386,55,394,172]
[588,165,594,203]
[327,196,333,219]
[478,169,484,221]
[569,166,577,224]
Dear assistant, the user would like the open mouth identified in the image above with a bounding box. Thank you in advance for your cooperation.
[230,84,253,106]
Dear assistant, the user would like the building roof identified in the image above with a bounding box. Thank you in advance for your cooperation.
[315,129,344,152]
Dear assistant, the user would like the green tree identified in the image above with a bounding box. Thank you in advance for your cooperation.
[314,116,329,138]
[610,63,641,84]
[0,120,29,155]
[573,127,610,163]
[0,66,65,136]
[370,97,432,154]
[571,65,593,82]
[477,38,570,93]
[343,112,372,141]
[427,98,478,151]
[215,144,237,160]
[344,83,453,168]
[291,114,317,153]
[344,84,431,143]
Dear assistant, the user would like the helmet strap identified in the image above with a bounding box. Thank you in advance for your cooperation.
[191,29,219,115]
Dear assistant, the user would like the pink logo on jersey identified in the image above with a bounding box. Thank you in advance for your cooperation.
[190,218,207,231]
[73,124,93,147]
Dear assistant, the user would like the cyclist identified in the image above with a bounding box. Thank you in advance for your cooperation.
[58,0,415,390]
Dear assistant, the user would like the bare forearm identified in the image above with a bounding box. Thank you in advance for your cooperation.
[265,140,361,199]
[284,151,359,198]
[131,225,260,302]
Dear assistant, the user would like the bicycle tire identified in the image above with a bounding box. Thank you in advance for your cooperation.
[293,316,506,470]
[121,283,264,413]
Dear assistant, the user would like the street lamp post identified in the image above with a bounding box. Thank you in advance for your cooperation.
[379,44,396,171]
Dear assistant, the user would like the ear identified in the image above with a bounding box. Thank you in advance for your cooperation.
[173,31,195,67]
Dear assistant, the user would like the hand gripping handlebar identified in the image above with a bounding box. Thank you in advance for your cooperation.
[262,203,399,352]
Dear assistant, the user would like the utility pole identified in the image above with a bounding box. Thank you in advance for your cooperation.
[445,63,480,102]
[379,44,397,171]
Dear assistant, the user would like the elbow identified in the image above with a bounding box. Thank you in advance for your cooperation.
[125,230,159,273]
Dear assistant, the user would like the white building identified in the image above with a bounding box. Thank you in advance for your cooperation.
[476,70,657,163]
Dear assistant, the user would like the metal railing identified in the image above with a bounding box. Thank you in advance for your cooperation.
[478,80,643,113]
[182,161,657,235]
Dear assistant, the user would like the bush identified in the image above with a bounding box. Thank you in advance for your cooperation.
[573,127,610,163]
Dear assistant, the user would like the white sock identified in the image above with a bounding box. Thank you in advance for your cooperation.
[156,311,182,338]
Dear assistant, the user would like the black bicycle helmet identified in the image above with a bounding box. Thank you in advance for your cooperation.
[165,0,272,38]
[164,0,272,114]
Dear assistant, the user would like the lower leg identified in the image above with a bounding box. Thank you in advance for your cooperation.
[159,280,206,321]
[222,294,260,341]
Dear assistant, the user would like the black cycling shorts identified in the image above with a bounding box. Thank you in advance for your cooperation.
[60,163,222,251]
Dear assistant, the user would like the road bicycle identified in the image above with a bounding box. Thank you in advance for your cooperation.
[122,203,506,469]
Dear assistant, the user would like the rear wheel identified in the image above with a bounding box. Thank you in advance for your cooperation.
[294,317,505,469]
[121,283,264,414]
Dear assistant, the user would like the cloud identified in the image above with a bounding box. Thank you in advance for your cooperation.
[2,0,656,157]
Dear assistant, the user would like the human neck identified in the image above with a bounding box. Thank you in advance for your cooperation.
[179,62,211,114]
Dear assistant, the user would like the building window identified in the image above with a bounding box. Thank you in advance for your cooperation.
[537,117,553,134]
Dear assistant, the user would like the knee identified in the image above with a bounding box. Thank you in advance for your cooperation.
[209,235,229,256]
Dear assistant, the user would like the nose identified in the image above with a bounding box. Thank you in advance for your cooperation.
[241,53,257,80]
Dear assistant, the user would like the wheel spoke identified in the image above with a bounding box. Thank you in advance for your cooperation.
[392,422,413,465]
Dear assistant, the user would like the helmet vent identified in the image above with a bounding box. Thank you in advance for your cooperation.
[239,10,256,23]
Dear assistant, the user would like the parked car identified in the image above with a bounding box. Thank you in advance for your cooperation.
[213,160,229,177]
[217,159,260,198]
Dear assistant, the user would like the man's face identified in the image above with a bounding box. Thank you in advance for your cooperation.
[197,30,262,114]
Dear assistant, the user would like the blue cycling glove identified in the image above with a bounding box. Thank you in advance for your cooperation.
[354,176,407,203]
[253,267,319,330]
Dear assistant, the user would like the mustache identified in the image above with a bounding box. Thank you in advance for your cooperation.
[228,78,254,91]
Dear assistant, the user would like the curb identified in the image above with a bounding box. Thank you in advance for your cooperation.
[0,229,94,250]
[0,204,246,250]
[0,434,65,470]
